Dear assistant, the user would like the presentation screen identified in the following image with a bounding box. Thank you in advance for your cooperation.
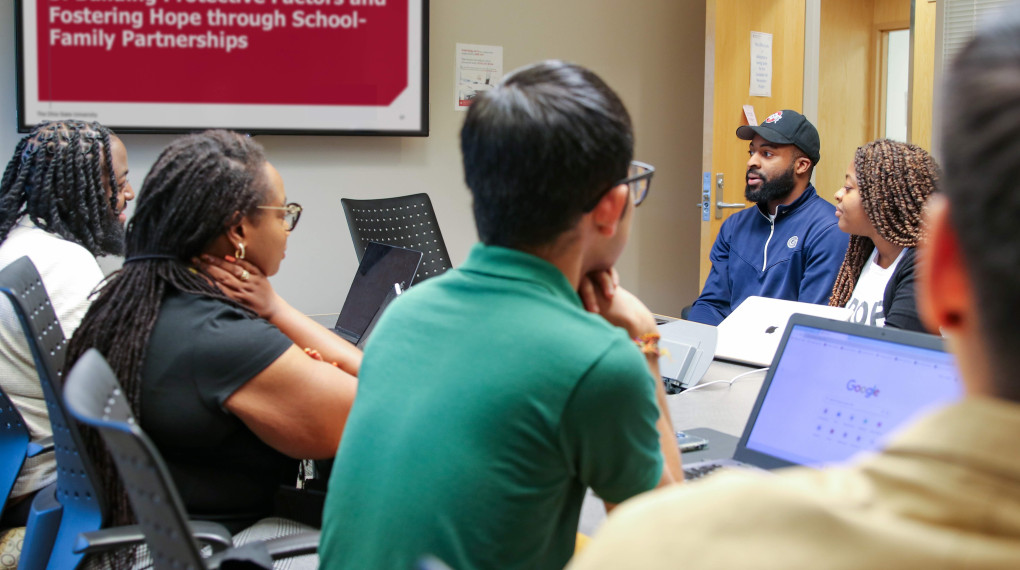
[16,0,429,136]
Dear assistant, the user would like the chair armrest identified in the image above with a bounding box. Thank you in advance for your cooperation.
[263,530,320,559]
[73,521,234,554]
[26,435,54,457]
[188,521,235,552]
[74,525,145,554]
[204,530,319,570]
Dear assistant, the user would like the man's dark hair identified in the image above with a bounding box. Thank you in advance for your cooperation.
[65,130,269,565]
[0,121,125,255]
[941,5,1020,400]
[460,60,633,249]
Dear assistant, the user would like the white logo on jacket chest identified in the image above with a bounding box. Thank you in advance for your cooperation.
[787,236,799,248]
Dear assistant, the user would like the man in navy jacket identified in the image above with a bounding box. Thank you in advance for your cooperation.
[688,110,848,326]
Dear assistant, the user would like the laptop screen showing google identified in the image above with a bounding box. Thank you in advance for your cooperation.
[743,322,963,467]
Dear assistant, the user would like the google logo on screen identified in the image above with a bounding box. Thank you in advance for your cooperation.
[846,380,881,398]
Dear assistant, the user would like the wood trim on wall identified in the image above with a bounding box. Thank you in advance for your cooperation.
[909,0,937,150]
[872,19,911,141]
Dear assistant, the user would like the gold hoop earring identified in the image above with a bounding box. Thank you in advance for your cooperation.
[235,242,246,260]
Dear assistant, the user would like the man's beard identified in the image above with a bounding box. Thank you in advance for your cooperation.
[97,211,127,256]
[745,163,795,205]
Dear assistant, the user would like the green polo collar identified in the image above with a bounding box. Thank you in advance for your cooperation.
[460,243,583,309]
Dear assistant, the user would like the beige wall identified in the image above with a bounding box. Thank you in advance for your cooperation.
[0,1,706,317]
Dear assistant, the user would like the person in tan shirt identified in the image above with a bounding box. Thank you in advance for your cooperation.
[569,6,1020,569]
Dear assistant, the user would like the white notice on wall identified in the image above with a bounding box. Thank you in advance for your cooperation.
[750,31,773,97]
[455,43,503,111]
[743,104,758,126]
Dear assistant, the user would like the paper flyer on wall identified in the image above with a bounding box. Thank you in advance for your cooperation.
[455,43,503,111]
[750,31,773,97]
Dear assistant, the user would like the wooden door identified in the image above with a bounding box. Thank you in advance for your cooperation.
[700,0,806,284]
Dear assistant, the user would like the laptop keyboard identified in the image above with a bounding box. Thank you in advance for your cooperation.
[683,462,723,481]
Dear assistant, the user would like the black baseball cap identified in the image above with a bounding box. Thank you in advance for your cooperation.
[736,109,820,165]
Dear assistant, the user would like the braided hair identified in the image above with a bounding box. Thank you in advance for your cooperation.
[65,130,270,566]
[829,139,939,307]
[0,120,125,255]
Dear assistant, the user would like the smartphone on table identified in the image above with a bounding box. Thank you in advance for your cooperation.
[675,431,709,453]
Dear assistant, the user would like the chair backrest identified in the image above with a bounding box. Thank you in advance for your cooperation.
[341,193,452,285]
[0,384,31,517]
[63,349,208,569]
[0,256,104,568]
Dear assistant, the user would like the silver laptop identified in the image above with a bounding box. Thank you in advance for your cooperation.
[683,314,962,480]
[333,242,422,348]
[715,296,851,366]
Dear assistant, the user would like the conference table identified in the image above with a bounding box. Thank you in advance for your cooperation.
[667,359,767,435]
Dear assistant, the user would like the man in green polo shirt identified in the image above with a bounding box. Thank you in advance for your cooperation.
[319,60,682,570]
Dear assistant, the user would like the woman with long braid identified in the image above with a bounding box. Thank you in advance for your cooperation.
[829,139,939,331]
[66,131,358,568]
[0,121,133,528]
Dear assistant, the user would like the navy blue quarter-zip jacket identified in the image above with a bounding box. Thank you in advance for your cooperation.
[689,185,849,326]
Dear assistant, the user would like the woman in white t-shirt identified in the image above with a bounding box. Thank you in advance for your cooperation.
[828,139,939,331]
[0,121,134,529]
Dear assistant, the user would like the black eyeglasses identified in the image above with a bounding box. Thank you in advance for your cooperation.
[618,160,655,206]
[256,202,303,231]
[584,161,656,211]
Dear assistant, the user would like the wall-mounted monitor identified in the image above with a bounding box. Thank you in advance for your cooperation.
[16,0,429,136]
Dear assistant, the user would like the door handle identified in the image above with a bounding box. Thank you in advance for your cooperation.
[714,173,746,219]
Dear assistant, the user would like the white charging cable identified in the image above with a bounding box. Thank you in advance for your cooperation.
[679,367,769,394]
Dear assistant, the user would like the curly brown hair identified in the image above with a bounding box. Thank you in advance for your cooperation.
[829,139,939,307]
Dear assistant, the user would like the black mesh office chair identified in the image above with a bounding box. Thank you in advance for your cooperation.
[341,193,452,285]
[0,256,104,570]
[63,349,320,570]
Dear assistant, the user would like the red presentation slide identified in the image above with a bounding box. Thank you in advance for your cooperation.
[19,0,428,135]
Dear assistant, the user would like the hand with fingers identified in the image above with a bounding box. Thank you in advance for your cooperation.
[579,267,657,338]
[304,347,341,368]
[579,267,620,314]
[196,254,282,319]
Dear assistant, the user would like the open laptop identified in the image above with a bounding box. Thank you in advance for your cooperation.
[333,242,422,348]
[715,296,852,366]
[683,314,963,480]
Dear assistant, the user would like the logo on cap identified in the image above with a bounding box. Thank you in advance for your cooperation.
[765,111,783,124]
